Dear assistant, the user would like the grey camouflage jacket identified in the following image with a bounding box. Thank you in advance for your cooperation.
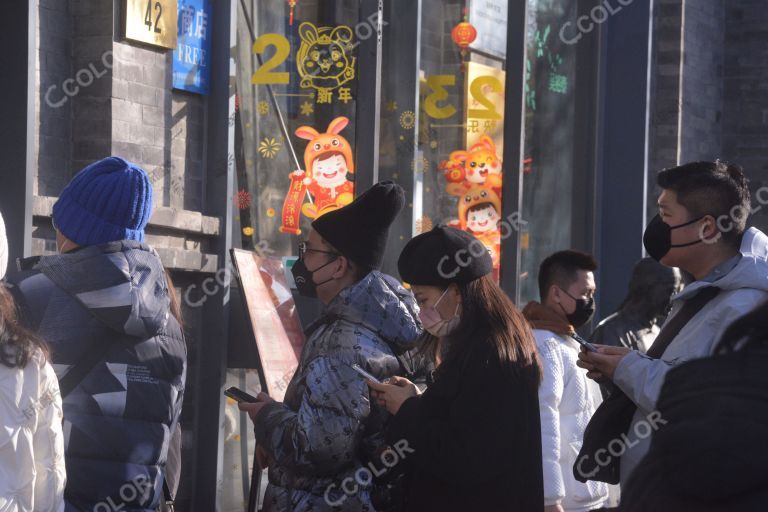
[254,271,421,511]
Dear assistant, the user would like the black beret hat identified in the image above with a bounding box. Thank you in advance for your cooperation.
[398,225,493,286]
[312,181,405,270]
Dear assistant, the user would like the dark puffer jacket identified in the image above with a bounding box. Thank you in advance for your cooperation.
[8,241,186,512]
[254,270,421,512]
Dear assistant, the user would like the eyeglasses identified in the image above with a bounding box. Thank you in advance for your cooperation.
[298,241,339,260]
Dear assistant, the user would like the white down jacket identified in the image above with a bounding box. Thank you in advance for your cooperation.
[0,350,66,511]
[535,330,609,511]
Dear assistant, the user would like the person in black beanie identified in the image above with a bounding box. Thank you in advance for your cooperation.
[239,182,422,512]
[367,225,545,512]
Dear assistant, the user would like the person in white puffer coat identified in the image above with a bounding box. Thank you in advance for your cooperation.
[523,250,608,512]
[0,211,65,511]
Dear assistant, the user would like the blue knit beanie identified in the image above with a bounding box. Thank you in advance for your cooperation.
[53,156,153,246]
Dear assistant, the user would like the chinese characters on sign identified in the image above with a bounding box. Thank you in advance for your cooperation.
[173,0,212,94]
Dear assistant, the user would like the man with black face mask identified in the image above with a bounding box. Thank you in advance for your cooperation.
[522,251,609,512]
[238,181,422,512]
[576,161,768,490]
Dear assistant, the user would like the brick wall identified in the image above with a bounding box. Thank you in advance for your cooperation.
[648,0,768,233]
[34,0,216,267]
[722,0,768,233]
[680,0,725,163]
[36,0,73,196]
[647,0,683,217]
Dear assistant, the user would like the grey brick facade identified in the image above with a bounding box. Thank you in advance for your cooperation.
[648,0,768,233]
[34,0,217,269]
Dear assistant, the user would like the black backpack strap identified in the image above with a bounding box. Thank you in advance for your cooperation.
[647,286,721,358]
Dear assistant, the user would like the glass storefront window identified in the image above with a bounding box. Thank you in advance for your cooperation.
[231,0,600,504]
[236,0,363,258]
[518,0,582,304]
[379,0,509,282]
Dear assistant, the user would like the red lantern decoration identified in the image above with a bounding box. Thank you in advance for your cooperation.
[451,10,477,72]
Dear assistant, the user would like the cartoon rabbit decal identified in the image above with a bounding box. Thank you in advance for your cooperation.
[279,117,355,235]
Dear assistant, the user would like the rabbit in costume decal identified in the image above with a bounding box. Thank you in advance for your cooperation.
[279,117,355,235]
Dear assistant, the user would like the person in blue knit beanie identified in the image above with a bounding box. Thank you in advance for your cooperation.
[6,156,187,512]
[52,156,153,252]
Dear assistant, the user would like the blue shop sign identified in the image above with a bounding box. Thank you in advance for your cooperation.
[173,0,212,95]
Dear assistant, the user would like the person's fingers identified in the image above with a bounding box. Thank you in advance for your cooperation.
[586,371,604,380]
[388,376,413,388]
[579,351,615,367]
[367,380,389,391]
[576,359,594,371]
[595,345,631,356]
[256,392,271,402]
[238,402,258,412]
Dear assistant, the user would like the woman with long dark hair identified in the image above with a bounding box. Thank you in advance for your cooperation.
[0,212,66,510]
[368,226,544,512]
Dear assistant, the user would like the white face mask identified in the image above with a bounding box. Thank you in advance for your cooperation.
[418,288,461,338]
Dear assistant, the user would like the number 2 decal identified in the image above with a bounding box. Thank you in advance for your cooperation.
[251,34,291,85]
[468,76,503,120]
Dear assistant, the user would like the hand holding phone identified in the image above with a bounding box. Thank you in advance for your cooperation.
[351,363,382,384]
[571,333,599,353]
[224,386,259,403]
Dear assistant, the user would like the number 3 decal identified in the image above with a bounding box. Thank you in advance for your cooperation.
[424,75,457,120]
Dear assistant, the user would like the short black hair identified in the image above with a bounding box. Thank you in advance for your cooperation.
[538,250,597,302]
[657,161,751,246]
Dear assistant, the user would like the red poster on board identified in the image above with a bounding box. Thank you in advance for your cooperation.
[231,249,305,401]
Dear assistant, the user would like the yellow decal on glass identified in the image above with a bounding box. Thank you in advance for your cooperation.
[252,33,291,85]
[296,22,356,97]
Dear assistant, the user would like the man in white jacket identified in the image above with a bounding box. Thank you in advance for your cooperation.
[523,251,609,512]
[579,161,768,486]
[0,210,66,511]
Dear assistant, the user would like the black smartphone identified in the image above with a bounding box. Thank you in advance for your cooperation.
[224,386,259,403]
[572,333,599,353]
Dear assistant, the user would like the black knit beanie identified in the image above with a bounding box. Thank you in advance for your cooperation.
[312,181,405,270]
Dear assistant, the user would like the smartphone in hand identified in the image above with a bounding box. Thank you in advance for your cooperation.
[351,363,382,384]
[572,333,599,353]
[224,386,259,403]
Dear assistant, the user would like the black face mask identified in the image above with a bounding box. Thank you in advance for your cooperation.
[643,214,704,262]
[291,257,338,298]
[559,289,596,328]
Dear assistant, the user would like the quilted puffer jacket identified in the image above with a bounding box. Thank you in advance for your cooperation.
[8,241,186,512]
[0,350,66,511]
[254,271,421,512]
